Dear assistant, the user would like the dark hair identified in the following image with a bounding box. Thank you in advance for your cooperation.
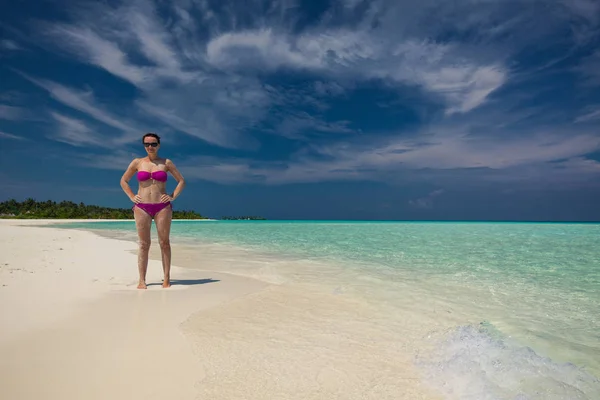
[142,132,161,144]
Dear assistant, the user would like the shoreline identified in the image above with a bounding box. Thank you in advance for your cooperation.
[0,219,447,399]
[74,220,600,386]
[41,220,454,398]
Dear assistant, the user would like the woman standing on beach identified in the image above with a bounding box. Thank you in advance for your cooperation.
[120,133,186,289]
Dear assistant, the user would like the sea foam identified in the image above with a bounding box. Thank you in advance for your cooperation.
[415,323,600,400]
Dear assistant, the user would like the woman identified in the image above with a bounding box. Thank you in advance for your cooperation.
[120,133,186,289]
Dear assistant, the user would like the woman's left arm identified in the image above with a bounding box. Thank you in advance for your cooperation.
[166,159,186,200]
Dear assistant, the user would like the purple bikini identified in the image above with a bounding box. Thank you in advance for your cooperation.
[133,170,172,217]
[137,170,167,182]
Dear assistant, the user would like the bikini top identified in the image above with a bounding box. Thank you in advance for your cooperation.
[137,170,167,182]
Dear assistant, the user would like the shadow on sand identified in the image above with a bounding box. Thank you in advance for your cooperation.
[147,278,220,287]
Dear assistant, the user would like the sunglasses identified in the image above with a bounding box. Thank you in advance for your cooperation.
[144,142,159,147]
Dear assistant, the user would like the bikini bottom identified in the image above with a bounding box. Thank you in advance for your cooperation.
[133,202,172,218]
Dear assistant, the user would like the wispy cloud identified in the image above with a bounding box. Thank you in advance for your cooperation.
[50,112,106,147]
[29,0,516,149]
[0,131,26,140]
[46,26,152,86]
[269,111,356,139]
[0,103,47,122]
[132,74,268,149]
[559,0,600,33]
[3,0,598,191]
[0,179,124,195]
[16,71,142,143]
[409,189,445,209]
[157,121,600,187]
[28,0,594,128]
[32,2,270,149]
[0,39,21,52]
[74,149,140,172]
[575,106,600,123]
[292,125,600,175]
[0,105,25,121]
[177,155,271,184]
[205,28,507,114]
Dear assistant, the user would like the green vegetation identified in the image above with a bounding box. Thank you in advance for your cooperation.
[0,198,207,220]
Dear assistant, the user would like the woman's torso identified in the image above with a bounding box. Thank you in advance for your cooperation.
[136,158,168,203]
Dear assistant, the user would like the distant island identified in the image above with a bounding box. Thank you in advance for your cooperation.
[220,216,267,220]
[0,198,207,220]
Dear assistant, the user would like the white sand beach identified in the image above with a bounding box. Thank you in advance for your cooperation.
[0,219,268,400]
[0,219,443,400]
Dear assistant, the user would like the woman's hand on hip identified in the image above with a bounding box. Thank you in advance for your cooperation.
[160,194,173,203]
[130,195,142,204]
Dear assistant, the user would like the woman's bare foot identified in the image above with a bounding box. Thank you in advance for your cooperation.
[162,278,171,288]
[137,281,147,289]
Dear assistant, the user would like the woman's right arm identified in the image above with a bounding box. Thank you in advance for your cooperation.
[120,159,139,202]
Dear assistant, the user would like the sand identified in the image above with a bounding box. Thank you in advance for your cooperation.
[0,219,443,400]
[0,219,268,400]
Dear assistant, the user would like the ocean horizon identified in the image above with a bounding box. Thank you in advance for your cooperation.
[56,218,600,223]
[53,219,600,399]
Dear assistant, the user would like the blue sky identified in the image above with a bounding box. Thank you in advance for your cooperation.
[1,0,600,220]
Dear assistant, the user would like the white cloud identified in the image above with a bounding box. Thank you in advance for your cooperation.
[163,123,600,186]
[270,111,356,139]
[48,26,151,86]
[178,156,269,184]
[306,127,600,172]
[206,28,318,70]
[76,150,140,172]
[19,72,138,135]
[575,106,600,123]
[133,73,269,149]
[32,0,519,152]
[36,2,270,149]
[559,0,600,29]
[0,103,47,123]
[206,29,507,113]
[0,131,25,140]
[0,105,24,120]
[409,189,445,209]
[10,0,599,189]
[0,39,21,51]
[50,112,107,147]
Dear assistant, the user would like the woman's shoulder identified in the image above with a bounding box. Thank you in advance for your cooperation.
[127,157,143,169]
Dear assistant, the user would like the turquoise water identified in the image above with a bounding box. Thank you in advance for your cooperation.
[55,220,600,399]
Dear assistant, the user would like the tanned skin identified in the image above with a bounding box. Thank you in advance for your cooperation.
[120,133,186,289]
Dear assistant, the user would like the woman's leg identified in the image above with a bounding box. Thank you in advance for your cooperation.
[154,204,173,288]
[133,206,153,289]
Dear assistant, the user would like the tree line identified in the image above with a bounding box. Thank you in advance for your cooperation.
[0,198,207,220]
